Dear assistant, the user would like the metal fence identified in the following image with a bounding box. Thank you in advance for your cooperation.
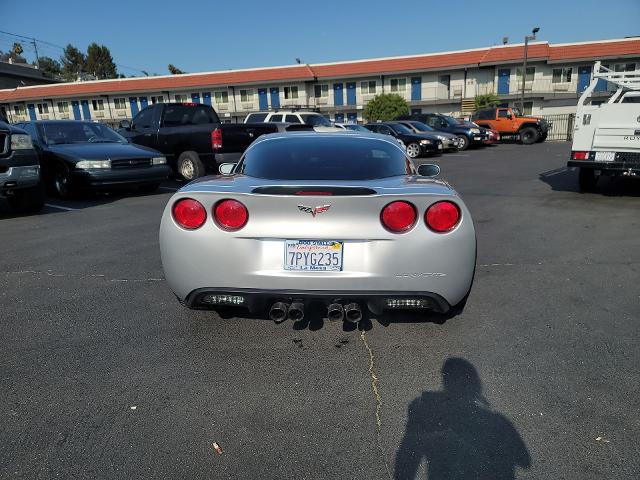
[540,113,575,141]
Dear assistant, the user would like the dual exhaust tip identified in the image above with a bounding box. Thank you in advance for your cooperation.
[269,302,362,323]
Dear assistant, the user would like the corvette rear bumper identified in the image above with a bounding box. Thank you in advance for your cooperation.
[183,287,452,314]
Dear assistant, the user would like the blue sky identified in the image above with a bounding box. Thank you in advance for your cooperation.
[2,0,638,77]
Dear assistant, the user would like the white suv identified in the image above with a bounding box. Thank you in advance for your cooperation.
[244,111,341,132]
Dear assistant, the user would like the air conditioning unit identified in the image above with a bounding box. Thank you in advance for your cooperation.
[242,103,253,109]
[317,98,328,105]
[94,111,105,118]
[217,104,228,111]
[40,114,50,120]
[553,83,569,91]
[59,113,69,119]
[453,87,463,97]
[116,110,126,117]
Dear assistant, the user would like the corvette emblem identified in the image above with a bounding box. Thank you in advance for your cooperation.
[298,204,331,217]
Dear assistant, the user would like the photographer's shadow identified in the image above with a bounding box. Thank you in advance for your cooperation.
[395,358,530,480]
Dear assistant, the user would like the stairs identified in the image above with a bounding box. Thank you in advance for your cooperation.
[461,98,476,114]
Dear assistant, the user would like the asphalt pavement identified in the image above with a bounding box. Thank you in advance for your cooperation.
[1,141,639,479]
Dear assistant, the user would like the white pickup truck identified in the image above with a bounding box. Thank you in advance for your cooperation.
[568,61,640,191]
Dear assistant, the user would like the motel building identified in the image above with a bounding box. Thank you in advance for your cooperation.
[1,37,639,125]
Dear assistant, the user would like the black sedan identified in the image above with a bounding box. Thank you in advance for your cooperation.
[364,122,442,158]
[14,121,170,199]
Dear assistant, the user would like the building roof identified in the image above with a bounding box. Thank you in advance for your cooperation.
[1,37,639,103]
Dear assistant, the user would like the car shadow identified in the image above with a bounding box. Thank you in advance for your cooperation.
[394,358,531,480]
[539,167,640,196]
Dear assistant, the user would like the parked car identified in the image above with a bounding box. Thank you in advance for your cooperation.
[160,133,476,321]
[14,120,171,199]
[364,122,442,158]
[471,107,549,144]
[394,120,460,151]
[245,111,342,132]
[0,116,44,213]
[118,103,282,180]
[456,120,499,145]
[396,113,487,150]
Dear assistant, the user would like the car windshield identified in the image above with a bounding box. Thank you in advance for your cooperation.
[344,124,369,132]
[443,116,460,127]
[239,136,411,180]
[408,121,434,132]
[41,122,126,145]
[299,114,332,127]
[389,123,414,134]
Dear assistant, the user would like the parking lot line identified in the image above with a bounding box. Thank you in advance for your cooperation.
[45,204,78,211]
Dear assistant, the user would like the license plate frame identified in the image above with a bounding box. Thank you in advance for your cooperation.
[595,151,615,162]
[284,240,344,271]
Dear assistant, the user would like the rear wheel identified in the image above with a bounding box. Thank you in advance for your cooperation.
[7,184,45,214]
[519,127,539,144]
[177,151,205,181]
[578,168,598,192]
[456,135,469,151]
[405,142,421,159]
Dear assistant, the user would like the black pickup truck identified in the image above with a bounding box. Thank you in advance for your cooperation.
[118,103,285,180]
[0,114,45,214]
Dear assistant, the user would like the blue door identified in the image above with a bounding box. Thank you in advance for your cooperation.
[346,82,356,105]
[129,97,139,117]
[270,88,280,108]
[202,92,211,106]
[258,89,268,110]
[191,93,200,103]
[333,83,343,106]
[498,69,510,94]
[411,77,422,101]
[139,97,148,109]
[335,113,344,123]
[81,100,91,120]
[27,104,36,120]
[577,66,591,93]
[71,101,81,120]
[346,112,357,124]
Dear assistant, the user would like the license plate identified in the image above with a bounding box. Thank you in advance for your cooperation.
[595,151,615,162]
[284,240,343,271]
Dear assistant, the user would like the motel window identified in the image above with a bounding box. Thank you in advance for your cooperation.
[14,105,25,116]
[174,94,188,103]
[361,80,377,95]
[151,96,164,104]
[314,84,328,98]
[113,98,127,110]
[284,86,298,100]
[57,101,69,113]
[214,91,229,104]
[552,67,572,83]
[240,89,253,102]
[37,103,49,114]
[523,101,533,115]
[390,78,406,92]
[614,63,636,72]
[516,66,535,82]
[91,99,104,111]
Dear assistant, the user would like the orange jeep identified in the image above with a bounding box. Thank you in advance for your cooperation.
[472,107,549,144]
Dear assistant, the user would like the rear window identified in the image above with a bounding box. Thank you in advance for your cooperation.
[246,113,268,122]
[238,136,412,180]
[162,105,218,127]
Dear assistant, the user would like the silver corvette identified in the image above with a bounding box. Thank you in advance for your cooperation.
[159,133,476,322]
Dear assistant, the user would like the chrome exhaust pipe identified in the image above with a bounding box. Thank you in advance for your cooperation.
[269,302,289,323]
[327,303,344,322]
[344,303,362,323]
[288,302,305,321]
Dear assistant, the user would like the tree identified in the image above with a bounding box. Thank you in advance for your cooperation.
[61,44,86,81]
[0,42,27,63]
[85,43,117,79]
[36,56,62,78]
[474,93,499,111]
[363,93,409,122]
[168,64,185,75]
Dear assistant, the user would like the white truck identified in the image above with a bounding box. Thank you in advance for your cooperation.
[569,61,640,191]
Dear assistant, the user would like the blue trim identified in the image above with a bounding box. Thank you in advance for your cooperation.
[202,92,211,106]
[258,89,268,110]
[191,93,200,103]
[81,100,91,120]
[27,104,36,121]
[333,83,343,106]
[411,77,421,101]
[139,97,148,109]
[270,87,280,108]
[71,101,81,120]
[346,82,356,105]
[498,69,510,95]
[129,97,139,117]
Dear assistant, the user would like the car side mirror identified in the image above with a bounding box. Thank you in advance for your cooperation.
[218,163,236,176]
[119,119,131,130]
[417,164,440,177]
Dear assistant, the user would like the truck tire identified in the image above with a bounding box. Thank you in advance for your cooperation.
[519,127,539,144]
[177,151,205,181]
[578,168,598,192]
[456,135,469,151]
[7,184,45,214]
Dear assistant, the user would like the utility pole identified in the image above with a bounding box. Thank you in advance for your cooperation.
[31,38,40,69]
[520,27,540,113]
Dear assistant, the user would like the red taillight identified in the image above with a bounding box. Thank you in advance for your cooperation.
[212,128,222,150]
[425,201,460,233]
[381,201,416,233]
[571,151,589,160]
[172,198,206,230]
[213,199,248,231]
